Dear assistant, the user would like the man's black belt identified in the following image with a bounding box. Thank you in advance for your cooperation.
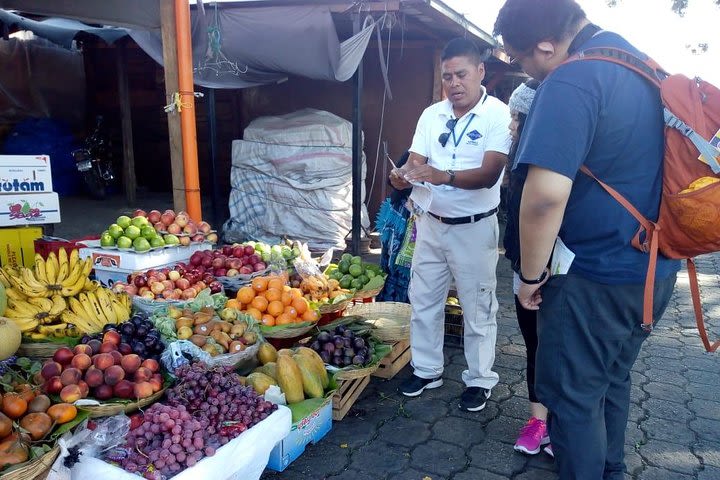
[428,207,498,225]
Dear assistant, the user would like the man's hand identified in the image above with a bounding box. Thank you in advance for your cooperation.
[389,168,412,190]
[517,269,550,310]
[404,164,448,185]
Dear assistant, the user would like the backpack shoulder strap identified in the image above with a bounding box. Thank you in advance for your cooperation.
[686,258,720,352]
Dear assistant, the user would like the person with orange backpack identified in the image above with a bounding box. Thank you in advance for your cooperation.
[493,1,684,478]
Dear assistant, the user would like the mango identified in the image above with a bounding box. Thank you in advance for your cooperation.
[246,372,277,395]
[276,355,305,404]
[293,355,325,399]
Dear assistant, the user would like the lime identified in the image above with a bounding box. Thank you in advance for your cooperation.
[108,224,124,239]
[124,225,141,240]
[339,275,353,289]
[116,215,131,229]
[116,236,132,249]
[141,226,157,240]
[150,236,165,248]
[100,233,115,247]
[130,216,148,229]
[351,256,362,265]
[348,264,363,278]
[133,237,151,252]
[338,260,351,274]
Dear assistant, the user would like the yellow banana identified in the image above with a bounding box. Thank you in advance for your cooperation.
[58,247,68,271]
[118,292,132,310]
[69,249,80,272]
[49,295,67,317]
[54,260,69,286]
[68,296,89,317]
[60,273,86,297]
[86,291,110,326]
[34,254,49,284]
[83,278,100,292]
[46,252,59,284]
[7,298,41,317]
[27,296,53,312]
[61,310,100,334]
[109,297,130,323]
[21,267,48,290]
[78,292,105,330]
[95,288,118,324]
[38,322,68,335]
[0,268,11,288]
[82,257,93,278]
[61,263,83,288]
[8,317,39,332]
[9,276,47,298]
[27,332,50,341]
[5,287,27,302]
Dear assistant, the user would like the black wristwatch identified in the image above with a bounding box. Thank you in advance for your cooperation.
[519,269,548,285]
[446,169,456,185]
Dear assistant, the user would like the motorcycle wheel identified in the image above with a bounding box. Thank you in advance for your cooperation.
[82,169,106,200]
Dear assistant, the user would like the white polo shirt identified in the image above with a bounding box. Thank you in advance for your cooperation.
[409,90,512,218]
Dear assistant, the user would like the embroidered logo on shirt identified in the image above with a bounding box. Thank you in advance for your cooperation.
[467,130,482,140]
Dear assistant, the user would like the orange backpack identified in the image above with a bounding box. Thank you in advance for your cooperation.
[568,47,720,352]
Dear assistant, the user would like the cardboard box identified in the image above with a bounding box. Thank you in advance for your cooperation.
[266,400,332,472]
[0,155,53,193]
[79,241,212,286]
[0,192,60,227]
[0,226,43,268]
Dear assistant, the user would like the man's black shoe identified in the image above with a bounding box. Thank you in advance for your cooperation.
[458,387,491,411]
[399,374,443,397]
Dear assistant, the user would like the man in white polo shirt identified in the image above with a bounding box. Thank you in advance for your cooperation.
[390,37,511,411]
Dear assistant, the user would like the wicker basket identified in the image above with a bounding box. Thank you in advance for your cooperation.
[215,268,269,292]
[344,302,411,343]
[353,286,384,301]
[1,445,60,480]
[16,342,70,361]
[261,323,316,339]
[318,299,350,316]
[82,388,166,418]
[333,363,379,381]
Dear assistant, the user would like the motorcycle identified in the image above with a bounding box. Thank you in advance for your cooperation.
[72,116,114,199]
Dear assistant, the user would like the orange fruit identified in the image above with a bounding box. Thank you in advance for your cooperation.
[261,314,276,326]
[264,288,282,303]
[290,288,304,299]
[245,307,262,321]
[282,285,292,292]
[291,297,308,315]
[281,291,293,306]
[251,277,269,292]
[267,300,285,317]
[302,309,320,322]
[225,299,240,310]
[250,296,269,312]
[237,287,255,304]
[275,313,293,325]
[284,306,298,318]
[267,277,286,291]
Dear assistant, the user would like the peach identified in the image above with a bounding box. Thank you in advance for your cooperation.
[118,343,133,355]
[60,368,82,386]
[104,365,125,386]
[92,353,115,371]
[113,380,135,400]
[120,354,142,374]
[141,358,160,373]
[43,376,63,395]
[134,367,153,383]
[134,382,154,400]
[99,342,118,354]
[73,344,93,356]
[109,350,123,365]
[149,375,163,393]
[77,380,89,398]
[53,347,74,366]
[87,339,102,355]
[102,330,122,346]
[41,361,62,381]
[59,384,82,403]
[71,353,92,371]
[93,384,113,401]
[84,367,104,388]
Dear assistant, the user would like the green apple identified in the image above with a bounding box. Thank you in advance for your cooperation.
[131,216,149,229]
[141,226,157,240]
[116,215,132,229]
[150,236,165,248]
[124,225,141,240]
[133,237,151,252]
[116,236,132,249]
[108,224,124,239]
[163,234,180,246]
[100,233,115,247]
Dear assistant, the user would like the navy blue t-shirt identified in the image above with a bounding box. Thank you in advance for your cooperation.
[515,31,681,284]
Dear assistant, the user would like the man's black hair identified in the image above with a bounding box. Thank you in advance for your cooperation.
[493,0,586,53]
[441,37,489,65]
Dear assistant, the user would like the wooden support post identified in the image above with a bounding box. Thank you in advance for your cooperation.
[116,42,136,205]
[432,48,443,102]
[160,0,186,212]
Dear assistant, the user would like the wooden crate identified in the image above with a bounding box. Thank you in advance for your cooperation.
[372,340,411,379]
[332,374,371,421]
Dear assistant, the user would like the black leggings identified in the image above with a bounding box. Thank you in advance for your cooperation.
[514,295,539,403]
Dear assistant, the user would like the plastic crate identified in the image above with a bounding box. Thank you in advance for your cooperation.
[34,236,98,259]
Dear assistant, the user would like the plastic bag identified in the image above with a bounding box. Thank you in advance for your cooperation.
[47,415,130,480]
[161,339,260,375]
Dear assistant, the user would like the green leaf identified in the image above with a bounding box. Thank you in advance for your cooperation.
[49,408,90,441]
[29,362,41,375]
[1,373,13,384]
[259,321,313,335]
[15,357,31,369]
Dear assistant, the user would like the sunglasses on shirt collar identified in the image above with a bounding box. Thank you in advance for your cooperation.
[438,118,459,147]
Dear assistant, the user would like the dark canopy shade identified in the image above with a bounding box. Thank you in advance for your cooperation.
[0,0,160,29]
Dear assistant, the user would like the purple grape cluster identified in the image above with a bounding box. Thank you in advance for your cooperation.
[117,363,277,478]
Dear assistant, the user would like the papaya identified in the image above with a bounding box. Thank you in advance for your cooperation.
[294,347,329,388]
[19,412,52,440]
[253,362,277,380]
[276,355,305,404]
[277,348,294,357]
[0,433,29,468]
[246,372,277,395]
[257,343,278,365]
[293,355,324,399]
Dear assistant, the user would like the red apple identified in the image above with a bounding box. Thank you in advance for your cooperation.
[183,223,198,235]
[254,262,267,272]
[167,223,182,235]
[147,210,162,224]
[232,246,244,258]
[155,271,167,282]
[124,285,138,296]
[179,236,191,246]
[168,270,181,281]
[141,291,155,300]
[182,288,198,300]
[133,209,147,218]
[161,210,175,226]
[197,221,212,234]
[214,268,228,277]
[154,222,165,233]
[175,278,190,290]
[239,266,253,275]
[150,282,166,295]
[103,330,121,346]
[192,234,205,243]
[222,246,233,256]
[175,212,190,228]
[206,233,218,244]
[53,347,74,366]
[201,257,213,268]
[133,274,147,288]
[244,245,255,256]
[212,256,225,269]
[248,254,260,266]
[228,258,243,270]
[209,281,223,294]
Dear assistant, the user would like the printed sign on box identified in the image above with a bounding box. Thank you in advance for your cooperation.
[0,155,53,193]
[0,192,61,226]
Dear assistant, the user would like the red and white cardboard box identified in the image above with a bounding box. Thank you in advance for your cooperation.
[0,192,61,227]
[0,155,53,193]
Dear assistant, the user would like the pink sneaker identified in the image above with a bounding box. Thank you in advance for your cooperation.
[513,417,550,455]
[543,444,554,458]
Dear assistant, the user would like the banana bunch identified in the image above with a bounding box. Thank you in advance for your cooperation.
[0,249,93,299]
[3,294,68,333]
[62,288,132,334]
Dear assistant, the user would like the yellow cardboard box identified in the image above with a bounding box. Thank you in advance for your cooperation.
[0,226,43,268]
